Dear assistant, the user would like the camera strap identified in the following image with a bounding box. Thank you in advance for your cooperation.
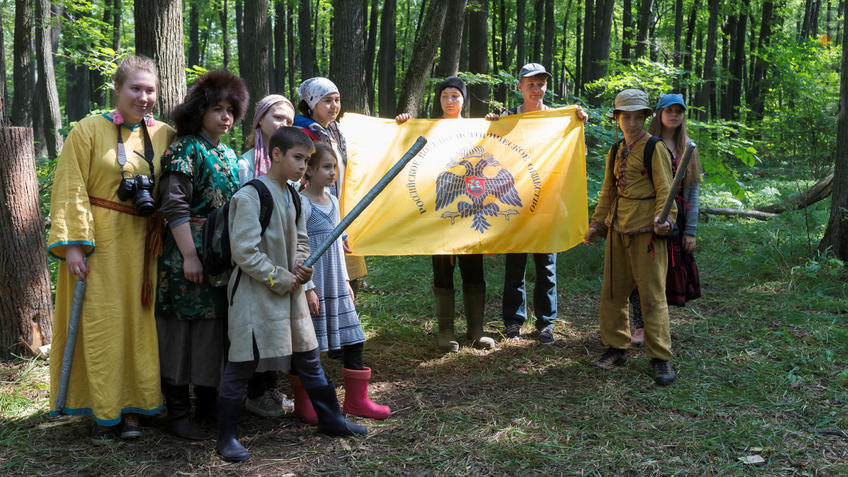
[116,121,155,177]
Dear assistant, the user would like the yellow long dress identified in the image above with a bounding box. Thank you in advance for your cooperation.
[48,114,175,425]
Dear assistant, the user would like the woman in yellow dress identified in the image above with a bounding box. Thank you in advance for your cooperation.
[47,56,176,443]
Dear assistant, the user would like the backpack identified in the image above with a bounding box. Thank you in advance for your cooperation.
[201,179,301,303]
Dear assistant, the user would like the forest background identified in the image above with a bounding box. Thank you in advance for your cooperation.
[0,0,847,475]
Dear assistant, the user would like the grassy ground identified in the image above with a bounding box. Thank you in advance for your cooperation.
[1,171,846,476]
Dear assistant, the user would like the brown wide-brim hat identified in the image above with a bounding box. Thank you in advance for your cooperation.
[607,88,653,118]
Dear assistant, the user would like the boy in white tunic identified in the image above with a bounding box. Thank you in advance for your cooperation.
[216,127,366,463]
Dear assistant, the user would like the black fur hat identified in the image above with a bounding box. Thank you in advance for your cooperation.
[171,70,249,137]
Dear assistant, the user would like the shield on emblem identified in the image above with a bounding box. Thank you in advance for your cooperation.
[465,176,486,197]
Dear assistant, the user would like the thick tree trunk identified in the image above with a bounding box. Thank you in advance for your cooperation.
[516,0,526,69]
[12,0,34,128]
[698,0,720,119]
[673,0,684,66]
[66,62,91,122]
[377,0,397,116]
[0,127,53,358]
[242,0,270,135]
[635,0,654,59]
[298,0,315,79]
[364,0,379,111]
[820,17,848,259]
[532,0,543,62]
[581,0,593,90]
[0,7,8,126]
[468,0,489,117]
[134,0,187,118]
[274,0,286,91]
[542,0,554,68]
[35,0,63,159]
[286,0,296,99]
[396,0,447,118]
[723,12,747,120]
[435,0,467,78]
[622,0,633,59]
[112,0,121,51]
[586,0,614,105]
[331,0,368,115]
[750,1,775,119]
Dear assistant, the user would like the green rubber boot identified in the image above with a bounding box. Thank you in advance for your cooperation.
[434,288,459,352]
[463,284,495,350]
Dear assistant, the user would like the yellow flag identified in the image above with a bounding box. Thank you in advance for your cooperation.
[339,106,587,255]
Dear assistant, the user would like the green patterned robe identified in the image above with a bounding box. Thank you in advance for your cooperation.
[156,134,240,320]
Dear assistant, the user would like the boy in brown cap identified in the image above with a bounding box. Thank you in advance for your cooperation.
[584,88,677,385]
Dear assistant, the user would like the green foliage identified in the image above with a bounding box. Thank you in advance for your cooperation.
[583,58,693,108]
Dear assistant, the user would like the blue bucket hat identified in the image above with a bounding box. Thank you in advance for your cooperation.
[656,93,686,111]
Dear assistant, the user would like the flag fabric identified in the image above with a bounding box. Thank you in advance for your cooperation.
[338,106,587,255]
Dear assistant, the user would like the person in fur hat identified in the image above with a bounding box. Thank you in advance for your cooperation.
[155,70,249,440]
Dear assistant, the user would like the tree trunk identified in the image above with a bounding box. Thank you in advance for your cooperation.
[820,16,848,259]
[0,7,9,126]
[586,0,614,105]
[581,0,593,90]
[134,0,187,118]
[673,0,684,67]
[112,0,121,51]
[286,0,296,98]
[516,0,526,69]
[364,0,379,111]
[377,0,397,116]
[468,0,489,117]
[499,0,508,73]
[435,0,467,78]
[532,0,543,62]
[396,0,448,118]
[721,11,746,120]
[274,0,286,90]
[66,62,91,122]
[242,0,270,135]
[0,127,53,358]
[542,0,554,68]
[12,0,34,128]
[575,2,583,95]
[682,0,699,98]
[331,0,368,115]
[622,0,633,60]
[698,0,720,119]
[560,0,574,97]
[219,0,230,69]
[188,2,200,67]
[35,0,62,159]
[298,0,315,79]
[635,0,654,59]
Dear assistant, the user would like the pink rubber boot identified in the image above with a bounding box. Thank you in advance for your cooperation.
[287,374,317,425]
[341,367,391,420]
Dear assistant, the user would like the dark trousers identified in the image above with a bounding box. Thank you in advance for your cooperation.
[432,254,484,290]
[246,371,277,399]
[502,253,557,329]
[220,348,327,401]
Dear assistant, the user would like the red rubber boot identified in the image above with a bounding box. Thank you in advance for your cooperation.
[341,367,391,420]
[287,374,318,425]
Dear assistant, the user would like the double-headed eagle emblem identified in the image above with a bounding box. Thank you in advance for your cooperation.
[435,147,522,233]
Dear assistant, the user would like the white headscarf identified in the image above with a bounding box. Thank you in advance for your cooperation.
[298,77,339,111]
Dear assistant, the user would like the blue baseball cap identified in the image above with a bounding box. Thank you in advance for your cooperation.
[656,93,686,110]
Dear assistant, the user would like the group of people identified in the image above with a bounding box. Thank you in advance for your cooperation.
[46,54,701,462]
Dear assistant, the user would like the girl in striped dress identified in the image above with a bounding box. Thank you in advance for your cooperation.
[293,143,391,422]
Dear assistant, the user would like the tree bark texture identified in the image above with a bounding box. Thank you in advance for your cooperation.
[468,0,490,117]
[532,0,543,62]
[377,0,397,116]
[286,0,296,99]
[820,16,848,259]
[542,0,554,68]
[698,0,720,119]
[242,0,270,135]
[35,0,63,159]
[516,0,526,69]
[0,127,53,358]
[134,0,187,118]
[331,0,369,115]
[12,0,34,128]
[219,0,230,69]
[750,1,776,119]
[66,62,90,122]
[673,0,684,66]
[364,0,379,111]
[585,0,614,105]
[622,0,633,59]
[635,0,654,59]
[188,3,200,67]
[396,0,447,118]
[726,11,747,120]
[682,0,699,98]
[274,0,286,91]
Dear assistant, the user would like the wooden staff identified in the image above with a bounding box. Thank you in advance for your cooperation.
[657,140,697,225]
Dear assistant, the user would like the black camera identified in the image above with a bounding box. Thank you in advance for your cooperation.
[117,174,156,216]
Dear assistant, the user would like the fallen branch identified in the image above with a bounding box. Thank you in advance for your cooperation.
[701,207,779,220]
[701,173,833,221]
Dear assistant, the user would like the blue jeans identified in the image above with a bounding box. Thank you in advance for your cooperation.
[502,253,557,329]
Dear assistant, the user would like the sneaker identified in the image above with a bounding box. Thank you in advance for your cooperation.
[631,327,645,345]
[592,347,628,370]
[651,358,677,386]
[119,413,141,440]
[504,323,522,339]
[90,423,115,445]
[269,388,295,414]
[246,391,284,417]
[538,325,555,345]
